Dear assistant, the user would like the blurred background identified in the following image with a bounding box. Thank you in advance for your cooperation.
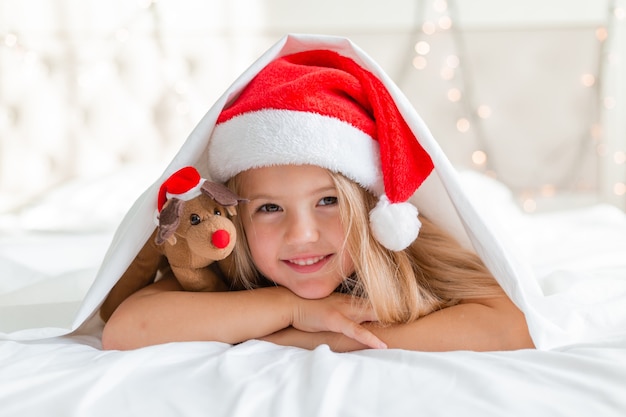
[1,0,625,220]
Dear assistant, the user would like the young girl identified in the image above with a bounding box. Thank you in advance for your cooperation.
[101,48,534,352]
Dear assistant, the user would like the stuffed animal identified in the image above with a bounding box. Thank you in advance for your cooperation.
[99,166,246,322]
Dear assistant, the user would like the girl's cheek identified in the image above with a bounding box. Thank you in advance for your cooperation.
[245,223,277,251]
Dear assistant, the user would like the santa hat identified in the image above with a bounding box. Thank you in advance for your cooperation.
[157,166,205,212]
[208,50,434,251]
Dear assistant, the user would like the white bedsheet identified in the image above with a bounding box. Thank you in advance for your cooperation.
[1,169,625,416]
[2,337,625,417]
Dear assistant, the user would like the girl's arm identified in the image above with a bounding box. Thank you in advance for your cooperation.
[101,276,385,350]
[262,295,535,352]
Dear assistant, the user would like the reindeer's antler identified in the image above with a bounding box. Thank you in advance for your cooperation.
[155,198,184,245]
[200,181,248,207]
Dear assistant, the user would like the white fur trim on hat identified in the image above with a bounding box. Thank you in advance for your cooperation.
[208,109,385,196]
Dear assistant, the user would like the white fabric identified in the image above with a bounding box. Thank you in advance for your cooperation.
[1,338,625,417]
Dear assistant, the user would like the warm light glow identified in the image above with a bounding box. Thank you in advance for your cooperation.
[522,198,537,213]
[614,151,626,164]
[456,118,470,132]
[590,124,603,141]
[414,41,430,55]
[615,7,626,20]
[412,56,427,70]
[595,27,608,42]
[447,88,461,102]
[540,184,556,197]
[440,67,454,80]
[471,150,487,166]
[433,0,448,13]
[477,105,492,119]
[422,21,436,35]
[615,182,626,196]
[446,55,460,68]
[581,73,595,87]
[438,16,452,30]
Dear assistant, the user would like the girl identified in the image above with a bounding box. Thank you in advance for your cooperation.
[101,48,534,352]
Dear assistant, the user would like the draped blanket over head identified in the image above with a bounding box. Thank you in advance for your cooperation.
[4,34,625,349]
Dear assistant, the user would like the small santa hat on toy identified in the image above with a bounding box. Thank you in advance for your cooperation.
[208,49,434,251]
[157,166,205,212]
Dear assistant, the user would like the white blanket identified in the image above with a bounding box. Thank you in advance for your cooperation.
[1,337,625,417]
[1,34,625,416]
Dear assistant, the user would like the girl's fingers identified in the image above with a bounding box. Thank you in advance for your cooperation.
[346,306,379,324]
[331,293,379,324]
[332,315,387,350]
[291,294,386,348]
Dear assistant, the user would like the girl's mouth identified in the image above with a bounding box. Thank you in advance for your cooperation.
[283,254,332,272]
[287,255,326,266]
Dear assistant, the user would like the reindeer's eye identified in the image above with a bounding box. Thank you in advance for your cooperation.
[190,214,201,225]
[213,208,222,216]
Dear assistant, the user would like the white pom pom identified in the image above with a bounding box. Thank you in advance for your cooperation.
[369,195,421,251]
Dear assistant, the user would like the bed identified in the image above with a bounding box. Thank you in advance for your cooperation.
[1,34,625,416]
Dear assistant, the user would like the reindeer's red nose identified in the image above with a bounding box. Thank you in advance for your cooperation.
[212,229,230,249]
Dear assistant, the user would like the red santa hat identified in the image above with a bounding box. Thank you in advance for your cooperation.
[157,166,205,212]
[208,49,434,251]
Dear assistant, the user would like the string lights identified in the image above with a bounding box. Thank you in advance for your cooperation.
[408,0,495,177]
[408,0,625,212]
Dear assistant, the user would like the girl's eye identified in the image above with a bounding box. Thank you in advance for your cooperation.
[258,203,281,213]
[318,196,338,206]
[190,214,201,225]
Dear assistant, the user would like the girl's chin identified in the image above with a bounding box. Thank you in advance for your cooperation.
[290,285,337,300]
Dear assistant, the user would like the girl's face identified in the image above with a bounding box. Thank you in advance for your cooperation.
[237,165,355,299]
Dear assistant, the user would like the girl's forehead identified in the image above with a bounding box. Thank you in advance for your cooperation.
[241,165,332,182]
[239,165,335,195]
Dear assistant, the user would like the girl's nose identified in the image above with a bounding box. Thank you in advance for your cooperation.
[284,211,319,245]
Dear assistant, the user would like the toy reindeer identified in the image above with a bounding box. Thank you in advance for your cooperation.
[100,166,246,322]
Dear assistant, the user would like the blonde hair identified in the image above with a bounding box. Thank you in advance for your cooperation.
[224,170,503,325]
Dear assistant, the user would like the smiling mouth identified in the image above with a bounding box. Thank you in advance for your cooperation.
[286,255,328,266]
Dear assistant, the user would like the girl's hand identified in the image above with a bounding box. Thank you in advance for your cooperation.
[289,293,387,349]
[261,327,369,352]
